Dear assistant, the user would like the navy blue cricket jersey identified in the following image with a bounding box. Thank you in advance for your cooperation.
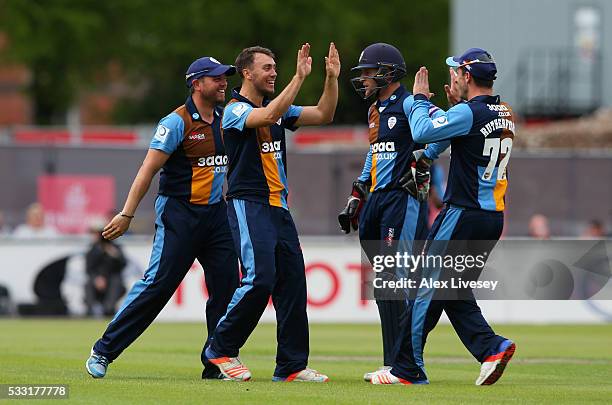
[221,88,303,209]
[410,94,516,211]
[358,85,426,191]
[150,96,227,205]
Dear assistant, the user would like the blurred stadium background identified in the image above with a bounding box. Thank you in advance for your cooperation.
[0,0,611,328]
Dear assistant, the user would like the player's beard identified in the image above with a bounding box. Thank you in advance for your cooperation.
[198,87,225,105]
[190,76,226,105]
[254,76,275,98]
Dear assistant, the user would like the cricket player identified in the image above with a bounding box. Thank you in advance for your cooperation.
[86,56,240,379]
[204,43,340,382]
[371,48,516,386]
[339,43,445,381]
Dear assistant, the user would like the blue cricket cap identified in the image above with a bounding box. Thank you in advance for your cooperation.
[185,57,236,87]
[446,48,497,81]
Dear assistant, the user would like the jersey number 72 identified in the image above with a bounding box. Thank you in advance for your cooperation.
[482,138,512,181]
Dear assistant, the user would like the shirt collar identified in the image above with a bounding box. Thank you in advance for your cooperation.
[378,84,406,107]
[231,87,271,107]
[186,96,221,123]
[185,96,203,122]
[469,94,500,104]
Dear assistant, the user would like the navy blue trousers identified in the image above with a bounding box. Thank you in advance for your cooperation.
[209,199,308,378]
[94,196,239,372]
[391,205,507,381]
[359,190,429,366]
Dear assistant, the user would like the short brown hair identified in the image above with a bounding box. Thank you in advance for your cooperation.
[459,67,493,89]
[235,46,275,78]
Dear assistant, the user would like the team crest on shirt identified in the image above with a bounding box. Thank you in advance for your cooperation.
[387,117,397,129]
[276,118,282,125]
[154,125,170,142]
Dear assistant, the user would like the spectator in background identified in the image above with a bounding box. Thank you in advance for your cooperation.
[0,210,11,235]
[12,203,59,239]
[84,221,126,317]
[581,219,606,239]
[528,214,550,239]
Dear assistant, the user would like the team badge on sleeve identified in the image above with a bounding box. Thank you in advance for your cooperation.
[232,103,248,118]
[154,125,170,142]
[432,116,448,128]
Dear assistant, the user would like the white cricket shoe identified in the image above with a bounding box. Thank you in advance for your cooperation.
[371,369,426,385]
[273,368,329,382]
[363,365,391,382]
[208,356,252,381]
[476,340,516,386]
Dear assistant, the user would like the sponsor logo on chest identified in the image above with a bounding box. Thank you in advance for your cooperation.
[197,155,228,167]
[188,132,206,140]
[370,141,396,153]
[371,141,397,161]
[261,140,282,153]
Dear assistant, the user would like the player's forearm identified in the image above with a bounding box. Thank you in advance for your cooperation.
[410,97,439,143]
[120,166,156,216]
[263,75,305,123]
[411,97,474,143]
[314,75,339,124]
[424,140,451,160]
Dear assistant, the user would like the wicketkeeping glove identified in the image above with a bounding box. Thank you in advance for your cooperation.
[338,181,368,234]
[399,149,433,202]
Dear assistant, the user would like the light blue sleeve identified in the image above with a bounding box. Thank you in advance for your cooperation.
[222,102,254,131]
[357,148,372,183]
[403,96,451,159]
[283,104,303,120]
[424,140,451,160]
[282,104,304,130]
[402,95,445,119]
[427,104,445,119]
[149,113,184,154]
[409,96,474,143]
[402,95,415,117]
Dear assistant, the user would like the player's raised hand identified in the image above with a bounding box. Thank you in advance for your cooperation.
[101,213,131,241]
[444,67,462,106]
[325,42,341,79]
[413,67,430,98]
[296,43,312,79]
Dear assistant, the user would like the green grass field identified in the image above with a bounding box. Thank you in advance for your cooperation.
[1,320,611,404]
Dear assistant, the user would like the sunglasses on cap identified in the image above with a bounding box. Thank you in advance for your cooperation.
[457,52,495,69]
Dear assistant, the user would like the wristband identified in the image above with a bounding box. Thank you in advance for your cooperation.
[120,212,134,219]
